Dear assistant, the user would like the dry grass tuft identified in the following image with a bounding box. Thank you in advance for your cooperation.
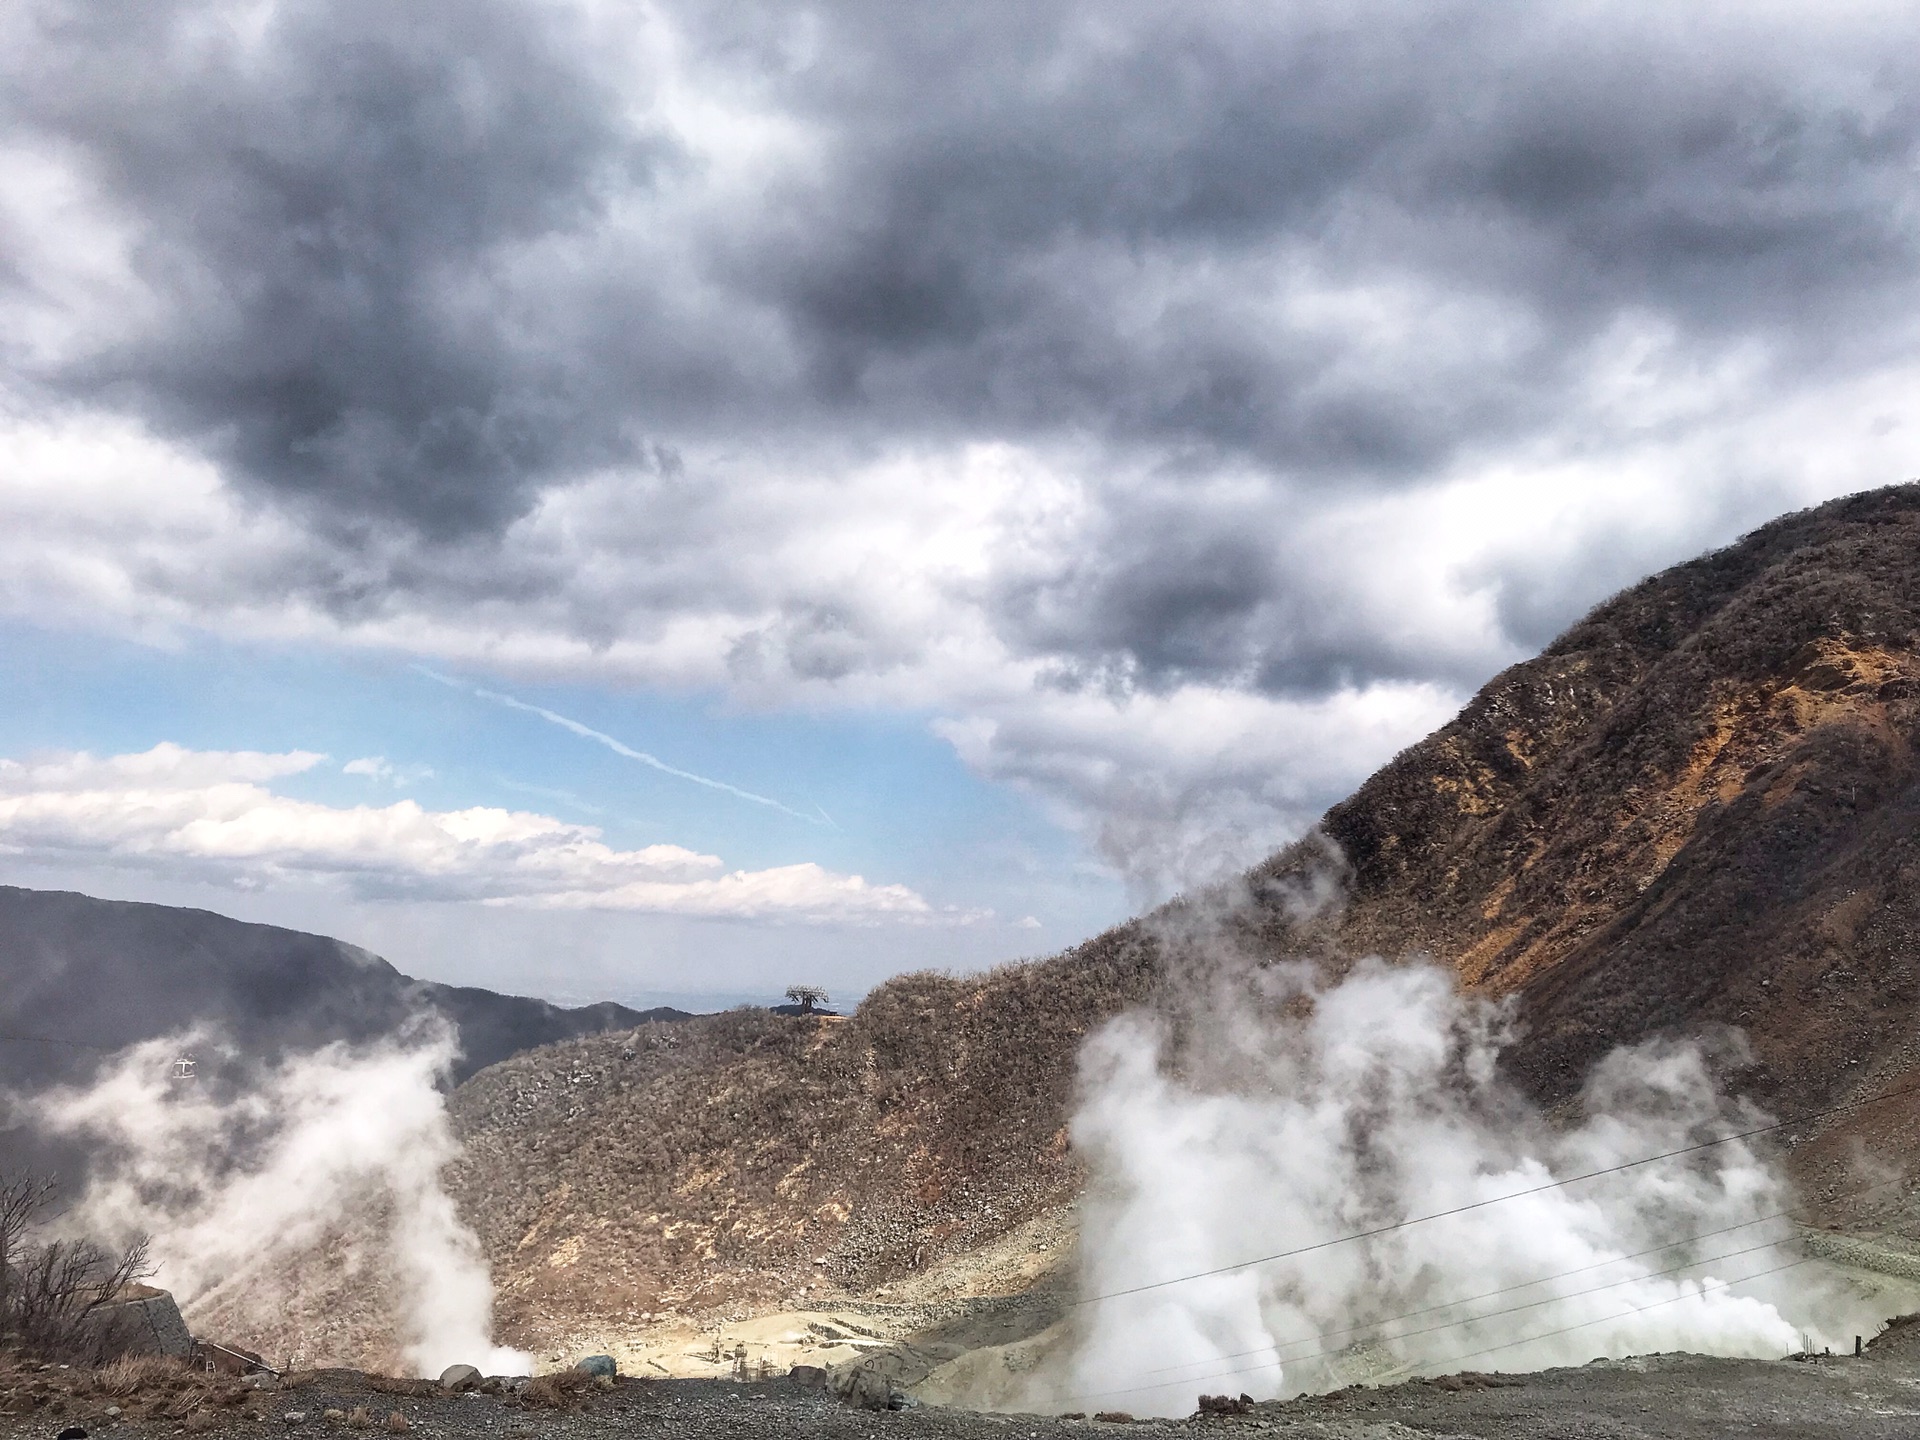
[85,1354,190,1397]
[518,1369,594,1410]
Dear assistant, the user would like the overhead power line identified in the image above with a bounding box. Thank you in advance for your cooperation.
[1125,1233,1793,1396]
[0,1032,112,1051]
[1435,1254,1814,1372]
[1073,1076,1920,1307]
[1065,1251,1816,1404]
[1132,1168,1909,1381]
[1062,1159,1910,1405]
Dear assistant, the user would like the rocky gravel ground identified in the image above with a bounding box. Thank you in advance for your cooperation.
[12,1348,1920,1440]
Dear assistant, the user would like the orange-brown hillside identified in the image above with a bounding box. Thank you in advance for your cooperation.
[448,481,1920,1346]
[1260,480,1920,1124]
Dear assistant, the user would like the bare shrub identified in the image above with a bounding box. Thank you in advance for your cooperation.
[0,1171,155,1363]
[0,1173,51,1326]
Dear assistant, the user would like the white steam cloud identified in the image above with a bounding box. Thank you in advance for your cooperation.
[1019,957,1874,1416]
[25,1021,527,1377]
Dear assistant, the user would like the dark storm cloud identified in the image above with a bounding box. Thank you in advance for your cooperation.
[729,2,1920,424]
[8,0,674,536]
[6,0,1920,680]
[995,489,1437,699]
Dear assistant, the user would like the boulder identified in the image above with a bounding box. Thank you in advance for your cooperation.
[574,1355,617,1379]
[437,1365,481,1391]
[830,1359,906,1412]
[845,1368,894,1411]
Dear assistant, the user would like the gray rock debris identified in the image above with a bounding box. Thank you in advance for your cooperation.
[831,1356,922,1412]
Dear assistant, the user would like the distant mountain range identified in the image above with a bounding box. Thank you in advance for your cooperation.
[0,885,681,1096]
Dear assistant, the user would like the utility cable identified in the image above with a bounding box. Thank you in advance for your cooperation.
[1125,1233,1793,1394]
[1133,1168,1908,1380]
[0,1032,112,1051]
[1064,1251,1814,1404]
[1073,1076,1920,1306]
[1433,1254,1814,1372]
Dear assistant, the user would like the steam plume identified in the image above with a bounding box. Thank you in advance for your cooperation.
[1022,956,1870,1416]
[24,1020,527,1377]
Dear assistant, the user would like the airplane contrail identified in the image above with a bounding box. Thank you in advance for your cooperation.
[415,667,826,825]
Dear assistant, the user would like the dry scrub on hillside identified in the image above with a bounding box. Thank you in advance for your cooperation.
[448,944,1159,1334]
[0,1352,258,1425]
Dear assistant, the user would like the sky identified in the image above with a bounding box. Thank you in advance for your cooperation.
[1,0,1917,1008]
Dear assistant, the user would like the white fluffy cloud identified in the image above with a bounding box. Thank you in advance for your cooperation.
[343,756,436,786]
[0,744,944,923]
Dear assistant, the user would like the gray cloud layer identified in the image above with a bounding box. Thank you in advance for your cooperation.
[4,0,1919,890]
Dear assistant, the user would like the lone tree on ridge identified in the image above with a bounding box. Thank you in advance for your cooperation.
[784,984,830,1014]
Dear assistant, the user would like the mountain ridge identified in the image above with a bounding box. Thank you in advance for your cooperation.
[1253,480,1920,1116]
[446,481,1920,1351]
[0,884,679,1094]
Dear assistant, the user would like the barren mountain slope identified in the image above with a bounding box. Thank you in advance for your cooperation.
[449,482,1920,1347]
[1253,482,1920,1146]
[447,947,1153,1341]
